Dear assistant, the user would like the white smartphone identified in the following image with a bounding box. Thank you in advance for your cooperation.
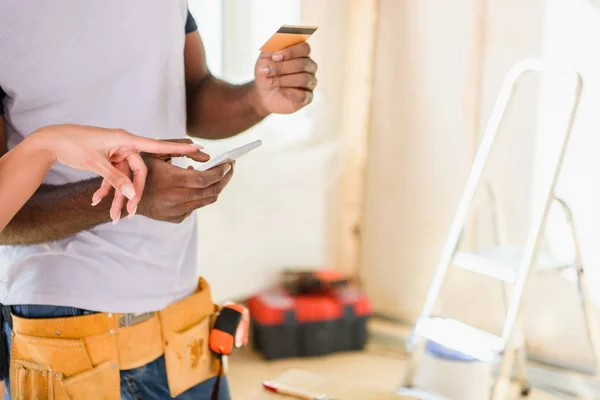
[195,139,262,172]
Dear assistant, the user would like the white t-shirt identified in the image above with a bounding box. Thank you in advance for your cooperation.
[0,0,201,313]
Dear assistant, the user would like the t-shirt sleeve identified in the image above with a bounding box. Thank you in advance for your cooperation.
[0,86,5,117]
[185,9,198,34]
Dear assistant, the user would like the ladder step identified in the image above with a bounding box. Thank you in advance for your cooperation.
[396,387,451,400]
[414,317,504,362]
[453,245,569,282]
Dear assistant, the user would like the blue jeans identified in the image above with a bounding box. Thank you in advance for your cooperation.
[2,305,231,400]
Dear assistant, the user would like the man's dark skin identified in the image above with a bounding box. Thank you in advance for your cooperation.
[0,28,317,245]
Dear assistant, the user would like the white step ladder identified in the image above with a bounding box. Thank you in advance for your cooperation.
[398,60,587,400]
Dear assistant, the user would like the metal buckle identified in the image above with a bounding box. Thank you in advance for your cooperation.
[118,312,155,328]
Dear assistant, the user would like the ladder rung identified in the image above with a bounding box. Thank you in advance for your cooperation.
[453,245,570,282]
[414,317,504,362]
[396,387,451,400]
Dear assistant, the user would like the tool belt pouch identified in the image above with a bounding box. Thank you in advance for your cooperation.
[9,316,120,400]
[159,278,222,398]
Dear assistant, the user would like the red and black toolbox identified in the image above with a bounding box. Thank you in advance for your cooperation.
[248,285,372,360]
[281,269,353,295]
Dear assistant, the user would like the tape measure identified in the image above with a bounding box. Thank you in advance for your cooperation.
[209,303,250,400]
[209,302,249,356]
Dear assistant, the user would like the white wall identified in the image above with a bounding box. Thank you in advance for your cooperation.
[536,0,600,308]
[522,0,600,368]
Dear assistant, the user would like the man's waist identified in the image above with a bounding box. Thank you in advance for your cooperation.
[7,280,210,350]
[2,278,225,397]
[0,264,197,314]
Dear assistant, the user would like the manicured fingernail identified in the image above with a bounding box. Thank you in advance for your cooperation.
[120,185,136,200]
[112,212,121,225]
[272,53,284,62]
[259,67,270,75]
[224,164,232,174]
[192,144,204,150]
[128,206,137,219]
[91,192,103,205]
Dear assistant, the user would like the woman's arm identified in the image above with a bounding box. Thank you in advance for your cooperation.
[0,130,55,232]
[0,122,206,233]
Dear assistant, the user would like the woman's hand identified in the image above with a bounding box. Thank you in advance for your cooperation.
[29,125,205,222]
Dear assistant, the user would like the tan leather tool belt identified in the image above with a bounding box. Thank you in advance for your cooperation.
[9,278,221,399]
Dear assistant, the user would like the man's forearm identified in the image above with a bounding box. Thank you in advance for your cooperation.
[0,178,115,245]
[186,75,268,140]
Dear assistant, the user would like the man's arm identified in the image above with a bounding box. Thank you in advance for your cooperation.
[0,117,114,245]
[184,15,317,140]
[184,32,268,140]
[0,179,115,245]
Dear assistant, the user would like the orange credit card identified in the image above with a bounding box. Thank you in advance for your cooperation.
[260,25,318,52]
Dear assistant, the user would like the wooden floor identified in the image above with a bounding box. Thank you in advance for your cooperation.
[229,318,559,399]
[228,347,406,398]
[228,347,559,399]
[0,348,560,399]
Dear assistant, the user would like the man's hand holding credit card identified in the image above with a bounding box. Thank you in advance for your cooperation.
[254,25,319,115]
[192,25,318,171]
[195,26,318,170]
